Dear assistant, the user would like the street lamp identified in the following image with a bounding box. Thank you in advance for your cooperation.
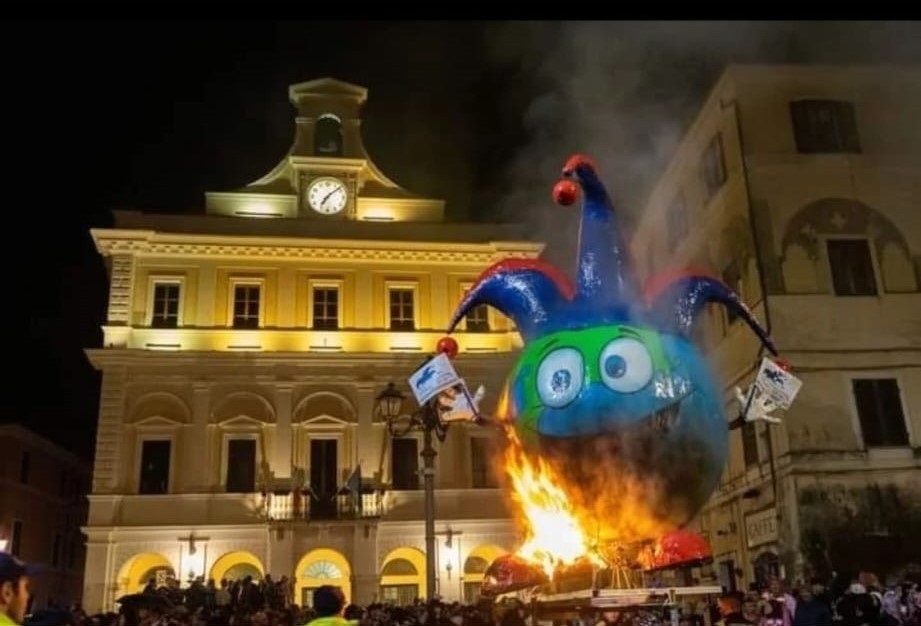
[376,379,449,603]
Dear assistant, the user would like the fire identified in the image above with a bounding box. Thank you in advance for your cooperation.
[502,426,605,578]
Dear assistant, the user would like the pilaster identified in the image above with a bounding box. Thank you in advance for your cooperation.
[274,384,294,479]
[106,253,136,325]
[92,367,128,494]
[185,382,211,491]
[355,383,379,472]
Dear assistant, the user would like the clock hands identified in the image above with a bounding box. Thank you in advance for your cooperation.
[320,185,344,208]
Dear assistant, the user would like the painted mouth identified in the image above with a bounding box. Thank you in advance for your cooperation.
[650,401,681,434]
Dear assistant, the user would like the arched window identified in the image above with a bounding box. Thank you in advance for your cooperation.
[315,113,343,157]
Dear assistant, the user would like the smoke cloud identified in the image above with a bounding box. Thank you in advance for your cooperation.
[478,20,921,268]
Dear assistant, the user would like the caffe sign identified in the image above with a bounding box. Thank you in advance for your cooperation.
[745,508,778,548]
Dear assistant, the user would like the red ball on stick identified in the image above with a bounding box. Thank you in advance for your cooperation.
[436,336,459,359]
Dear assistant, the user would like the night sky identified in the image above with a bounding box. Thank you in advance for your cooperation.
[7,20,921,460]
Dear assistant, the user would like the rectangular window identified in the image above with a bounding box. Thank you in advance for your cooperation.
[471,437,498,488]
[311,286,340,330]
[853,378,909,447]
[10,520,22,557]
[151,282,181,328]
[722,261,742,326]
[826,239,877,296]
[225,439,257,493]
[389,288,416,331]
[700,133,727,199]
[52,533,61,567]
[666,194,688,251]
[19,451,29,484]
[232,283,262,328]
[742,422,759,468]
[138,440,171,495]
[790,100,861,154]
[391,438,419,490]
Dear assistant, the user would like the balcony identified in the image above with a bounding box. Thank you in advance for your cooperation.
[102,326,522,354]
[263,492,385,522]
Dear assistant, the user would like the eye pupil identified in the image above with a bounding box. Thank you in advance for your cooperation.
[604,354,627,378]
[551,369,572,393]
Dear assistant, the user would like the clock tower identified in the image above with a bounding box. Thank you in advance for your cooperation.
[205,78,445,222]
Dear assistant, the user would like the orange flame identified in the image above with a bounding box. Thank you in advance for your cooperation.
[494,386,676,581]
[503,427,605,578]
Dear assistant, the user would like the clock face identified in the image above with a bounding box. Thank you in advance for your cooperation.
[306,177,348,215]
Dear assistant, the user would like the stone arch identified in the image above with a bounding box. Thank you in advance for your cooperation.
[314,113,344,157]
[380,547,426,604]
[294,391,356,423]
[209,550,265,583]
[128,392,191,424]
[115,552,175,597]
[781,198,916,293]
[212,391,276,424]
[295,548,352,606]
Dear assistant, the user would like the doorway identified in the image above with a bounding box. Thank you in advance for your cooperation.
[310,439,338,519]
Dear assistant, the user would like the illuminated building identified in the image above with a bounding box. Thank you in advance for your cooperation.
[0,423,89,608]
[633,65,921,587]
[81,78,538,612]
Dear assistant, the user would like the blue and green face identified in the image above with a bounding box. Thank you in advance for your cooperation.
[502,324,728,539]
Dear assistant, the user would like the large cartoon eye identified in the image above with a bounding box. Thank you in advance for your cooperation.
[599,338,653,394]
[536,347,584,408]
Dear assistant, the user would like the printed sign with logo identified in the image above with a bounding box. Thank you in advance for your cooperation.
[754,358,803,409]
[408,353,463,405]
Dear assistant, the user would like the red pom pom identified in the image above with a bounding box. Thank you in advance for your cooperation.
[553,179,578,206]
[775,358,792,372]
[562,153,596,175]
[436,336,459,359]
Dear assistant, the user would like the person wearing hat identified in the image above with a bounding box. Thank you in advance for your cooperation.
[0,553,38,626]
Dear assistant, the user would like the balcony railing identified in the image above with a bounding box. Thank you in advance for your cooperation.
[262,492,386,522]
[104,326,523,354]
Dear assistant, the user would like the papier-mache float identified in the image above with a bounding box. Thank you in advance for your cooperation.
[410,154,802,617]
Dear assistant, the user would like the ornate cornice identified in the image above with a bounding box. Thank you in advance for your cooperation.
[90,230,541,264]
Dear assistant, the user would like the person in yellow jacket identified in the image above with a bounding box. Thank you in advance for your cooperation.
[0,553,39,626]
[305,585,359,626]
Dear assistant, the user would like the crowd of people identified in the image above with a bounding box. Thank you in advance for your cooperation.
[3,549,921,626]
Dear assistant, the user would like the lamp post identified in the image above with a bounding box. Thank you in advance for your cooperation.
[376,381,443,603]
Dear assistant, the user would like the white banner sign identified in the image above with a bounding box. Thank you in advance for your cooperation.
[408,353,463,405]
[753,358,803,410]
